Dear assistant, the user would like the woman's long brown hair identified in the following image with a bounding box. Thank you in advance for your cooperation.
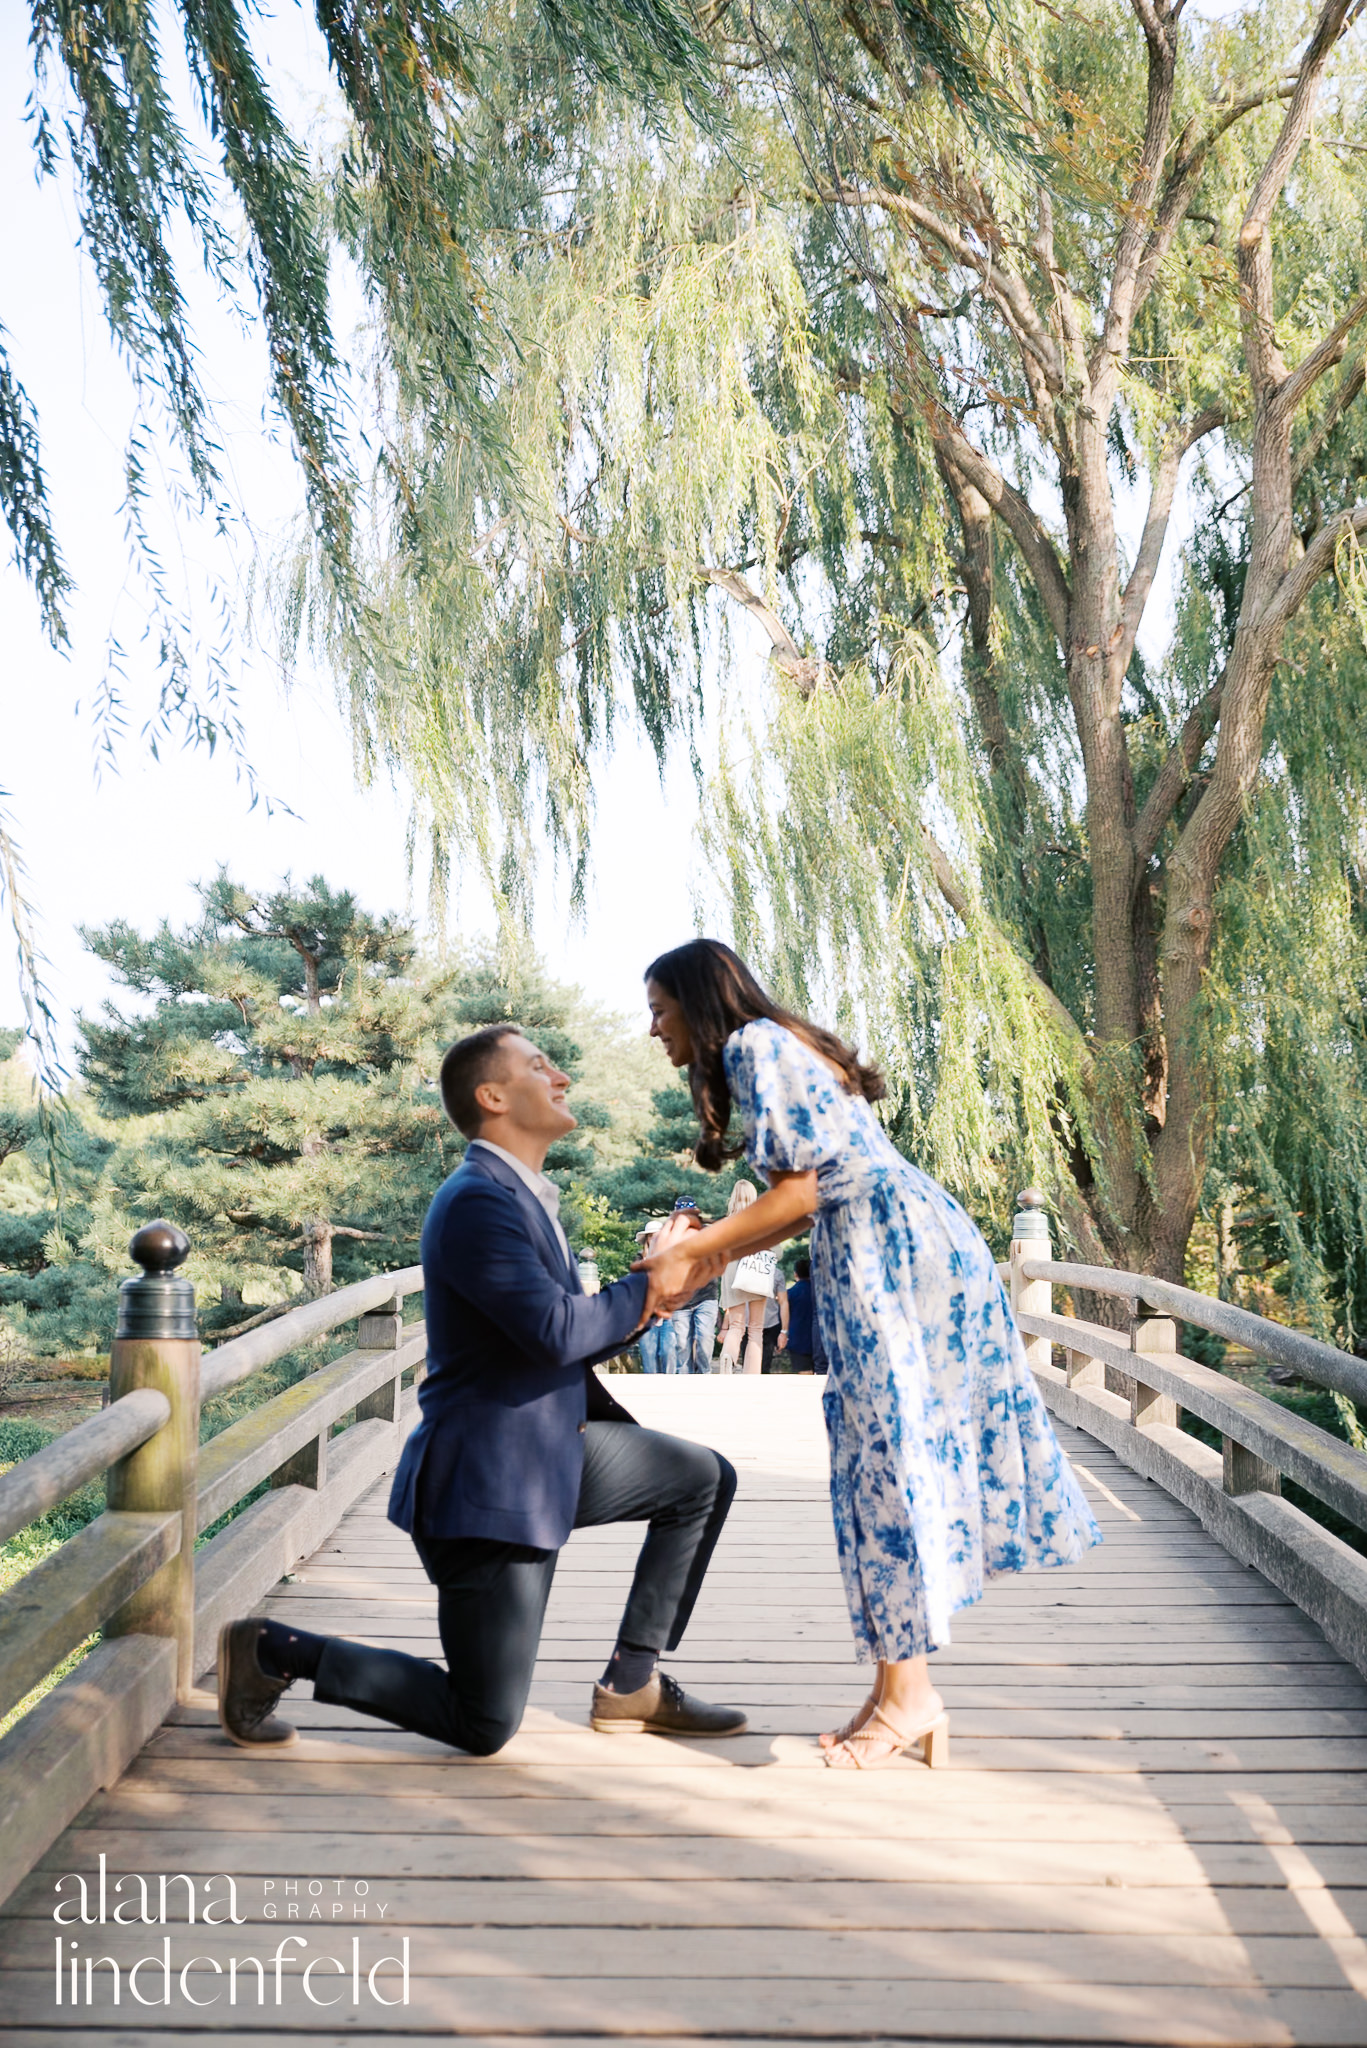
[644,939,884,1171]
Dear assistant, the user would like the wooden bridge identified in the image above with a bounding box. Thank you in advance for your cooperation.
[2,1201,1367,2044]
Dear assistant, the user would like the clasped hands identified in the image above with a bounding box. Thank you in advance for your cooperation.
[628,1168,818,1331]
[632,1209,717,1327]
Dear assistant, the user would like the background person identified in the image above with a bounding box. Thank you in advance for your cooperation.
[782,1256,817,1374]
[217,1022,747,1753]
[760,1263,789,1374]
[634,1219,679,1373]
[668,1197,720,1373]
[717,1180,767,1374]
[638,939,1101,1771]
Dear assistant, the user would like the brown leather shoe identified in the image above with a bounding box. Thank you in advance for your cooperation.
[590,1669,747,1736]
[217,1620,298,1748]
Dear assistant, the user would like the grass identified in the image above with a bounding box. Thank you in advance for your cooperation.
[0,1417,105,1736]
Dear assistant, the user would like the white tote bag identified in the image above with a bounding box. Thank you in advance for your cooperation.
[729,1246,777,1300]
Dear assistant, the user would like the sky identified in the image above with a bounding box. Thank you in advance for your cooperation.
[0,2,720,1071]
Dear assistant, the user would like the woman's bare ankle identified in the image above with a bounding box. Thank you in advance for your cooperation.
[878,1660,940,1725]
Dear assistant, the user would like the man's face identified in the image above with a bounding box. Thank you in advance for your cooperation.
[475,1034,577,1142]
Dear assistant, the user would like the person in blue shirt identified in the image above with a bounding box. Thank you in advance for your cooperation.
[217,1022,746,1754]
[781,1256,820,1374]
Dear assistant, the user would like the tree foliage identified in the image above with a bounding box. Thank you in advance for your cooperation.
[0,884,655,1352]
[78,874,450,1305]
[322,0,1367,1334]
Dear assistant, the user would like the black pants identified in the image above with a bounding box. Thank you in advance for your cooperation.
[313,1422,736,1755]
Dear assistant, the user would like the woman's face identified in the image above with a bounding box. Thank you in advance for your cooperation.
[646,978,693,1067]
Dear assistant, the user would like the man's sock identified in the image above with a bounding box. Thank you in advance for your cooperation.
[255,1619,327,1683]
[600,1640,658,1695]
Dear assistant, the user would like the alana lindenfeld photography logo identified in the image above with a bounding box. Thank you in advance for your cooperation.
[50,1856,409,2009]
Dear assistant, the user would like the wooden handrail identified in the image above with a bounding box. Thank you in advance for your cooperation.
[0,1388,170,1545]
[1018,1256,1367,1405]
[0,1510,180,1723]
[200,1265,423,1400]
[1016,1306,1367,1533]
[0,1228,430,1912]
[1005,1193,1367,1689]
[196,1322,428,1532]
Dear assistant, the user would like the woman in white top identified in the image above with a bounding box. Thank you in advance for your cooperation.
[717,1180,769,1375]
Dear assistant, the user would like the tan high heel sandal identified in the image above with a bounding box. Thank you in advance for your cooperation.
[818,1692,880,1751]
[823,1697,950,1770]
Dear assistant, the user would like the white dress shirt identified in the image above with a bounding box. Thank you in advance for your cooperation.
[469,1138,574,1274]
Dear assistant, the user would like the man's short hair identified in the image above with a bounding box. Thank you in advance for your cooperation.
[794,1256,811,1279]
[439,1023,524,1138]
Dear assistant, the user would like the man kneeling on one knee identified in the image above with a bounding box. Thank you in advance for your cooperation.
[217,1022,745,1753]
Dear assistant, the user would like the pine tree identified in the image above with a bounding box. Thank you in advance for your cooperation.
[592,1082,740,1237]
[0,1036,118,1362]
[80,874,452,1316]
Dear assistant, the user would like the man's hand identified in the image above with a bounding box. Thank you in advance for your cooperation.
[776,1332,788,1351]
[634,1211,721,1318]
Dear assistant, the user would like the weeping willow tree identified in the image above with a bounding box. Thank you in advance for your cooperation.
[6,0,727,696]
[305,0,1367,1330]
[4,0,1016,1112]
[307,0,1367,1327]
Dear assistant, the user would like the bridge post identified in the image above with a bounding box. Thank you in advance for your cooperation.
[1223,1440,1282,1497]
[1130,1308,1179,1431]
[1010,1189,1052,1372]
[104,1222,201,1700]
[355,1291,405,1423]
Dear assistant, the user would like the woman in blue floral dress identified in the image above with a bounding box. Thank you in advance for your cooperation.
[638,939,1101,1768]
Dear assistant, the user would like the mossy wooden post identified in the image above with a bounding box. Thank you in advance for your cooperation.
[105,1222,200,1699]
[1009,1190,1052,1373]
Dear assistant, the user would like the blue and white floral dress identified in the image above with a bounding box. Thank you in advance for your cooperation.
[723,1018,1101,1658]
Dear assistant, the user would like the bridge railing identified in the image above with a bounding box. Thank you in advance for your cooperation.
[1007,1190,1367,1684]
[0,1223,425,1909]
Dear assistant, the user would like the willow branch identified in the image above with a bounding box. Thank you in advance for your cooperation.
[1132,678,1225,872]
[1127,82,1298,328]
[919,824,1091,1057]
[1274,293,1367,425]
[820,180,1063,393]
[1293,356,1366,485]
[700,566,823,691]
[1239,0,1361,402]
[1263,502,1367,635]
[929,410,1072,645]
[1118,407,1226,664]
[1096,0,1179,388]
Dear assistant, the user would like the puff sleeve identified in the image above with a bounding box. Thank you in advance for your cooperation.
[723,1019,842,1182]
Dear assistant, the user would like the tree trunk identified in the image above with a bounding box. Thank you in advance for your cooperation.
[301,1217,333,1296]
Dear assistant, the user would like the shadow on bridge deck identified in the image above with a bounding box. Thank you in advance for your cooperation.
[3,1376,1367,2045]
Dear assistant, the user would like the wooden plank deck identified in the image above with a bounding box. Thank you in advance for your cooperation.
[4,1375,1367,2046]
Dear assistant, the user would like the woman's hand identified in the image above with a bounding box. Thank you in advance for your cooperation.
[634,1209,713,1319]
[632,1169,818,1317]
[636,1234,720,1318]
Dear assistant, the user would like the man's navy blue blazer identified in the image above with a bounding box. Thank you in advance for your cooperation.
[388,1145,650,1550]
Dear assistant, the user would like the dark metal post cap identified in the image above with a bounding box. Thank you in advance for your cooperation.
[129,1220,192,1273]
[116,1220,198,1343]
